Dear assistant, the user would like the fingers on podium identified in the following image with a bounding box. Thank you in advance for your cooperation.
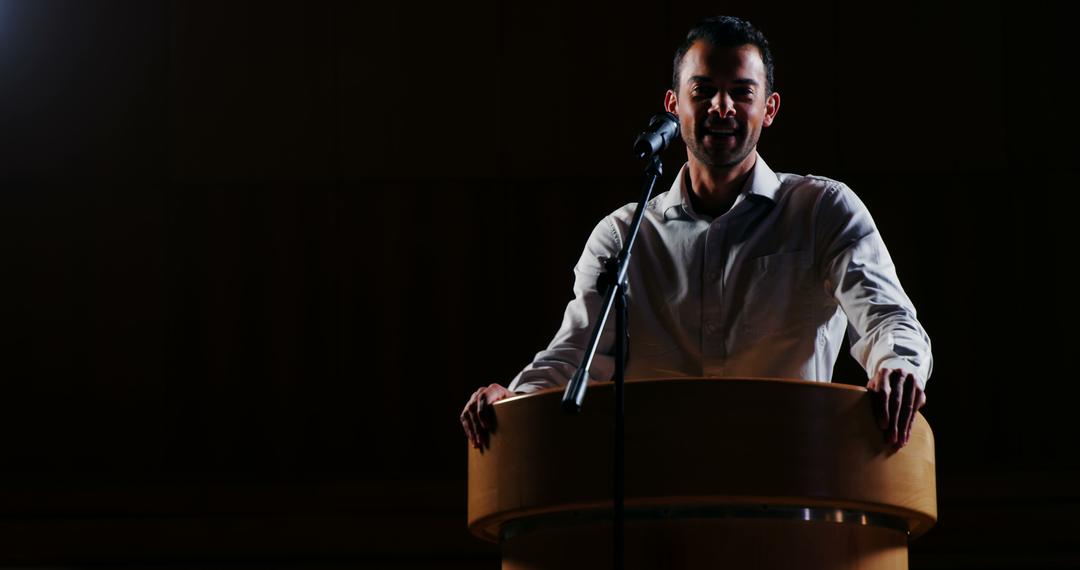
[462,384,510,450]
[461,388,482,448]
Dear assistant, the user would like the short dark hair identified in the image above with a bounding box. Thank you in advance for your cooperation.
[671,16,775,94]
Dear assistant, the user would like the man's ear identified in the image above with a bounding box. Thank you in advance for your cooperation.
[763,91,780,128]
[664,89,678,115]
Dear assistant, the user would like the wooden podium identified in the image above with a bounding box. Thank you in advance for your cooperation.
[467,377,936,569]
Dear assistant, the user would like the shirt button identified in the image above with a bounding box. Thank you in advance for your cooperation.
[707,271,720,281]
[705,321,719,334]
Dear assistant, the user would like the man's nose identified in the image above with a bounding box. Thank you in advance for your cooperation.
[710,91,735,117]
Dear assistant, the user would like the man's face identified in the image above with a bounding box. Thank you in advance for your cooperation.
[665,42,780,169]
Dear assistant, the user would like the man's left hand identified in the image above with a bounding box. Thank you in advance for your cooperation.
[867,367,926,448]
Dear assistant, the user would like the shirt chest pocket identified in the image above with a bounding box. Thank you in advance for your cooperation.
[738,250,815,338]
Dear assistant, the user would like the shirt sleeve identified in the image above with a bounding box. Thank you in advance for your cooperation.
[507,216,623,394]
[814,183,934,387]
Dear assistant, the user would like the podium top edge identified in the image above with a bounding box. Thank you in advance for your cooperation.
[503,376,870,402]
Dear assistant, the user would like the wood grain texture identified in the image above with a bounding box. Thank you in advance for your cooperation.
[468,377,937,548]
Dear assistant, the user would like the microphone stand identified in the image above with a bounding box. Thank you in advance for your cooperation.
[561,153,664,570]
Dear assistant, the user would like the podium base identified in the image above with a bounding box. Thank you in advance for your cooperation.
[503,513,908,570]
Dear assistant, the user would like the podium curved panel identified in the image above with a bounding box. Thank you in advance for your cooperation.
[467,377,936,569]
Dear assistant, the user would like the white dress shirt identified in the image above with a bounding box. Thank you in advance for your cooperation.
[507,154,932,394]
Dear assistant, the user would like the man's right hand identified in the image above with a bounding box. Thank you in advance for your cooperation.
[460,383,514,449]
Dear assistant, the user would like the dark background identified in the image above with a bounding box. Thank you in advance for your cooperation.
[0,0,1077,568]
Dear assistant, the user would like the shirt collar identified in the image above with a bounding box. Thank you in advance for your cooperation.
[662,153,782,220]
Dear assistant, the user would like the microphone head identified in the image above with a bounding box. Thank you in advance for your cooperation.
[634,112,680,159]
[649,111,679,131]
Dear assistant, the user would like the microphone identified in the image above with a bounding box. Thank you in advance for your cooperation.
[632,112,680,159]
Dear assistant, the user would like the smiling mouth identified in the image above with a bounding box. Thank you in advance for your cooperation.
[703,124,739,135]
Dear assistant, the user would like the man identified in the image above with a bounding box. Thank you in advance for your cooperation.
[461,16,931,450]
